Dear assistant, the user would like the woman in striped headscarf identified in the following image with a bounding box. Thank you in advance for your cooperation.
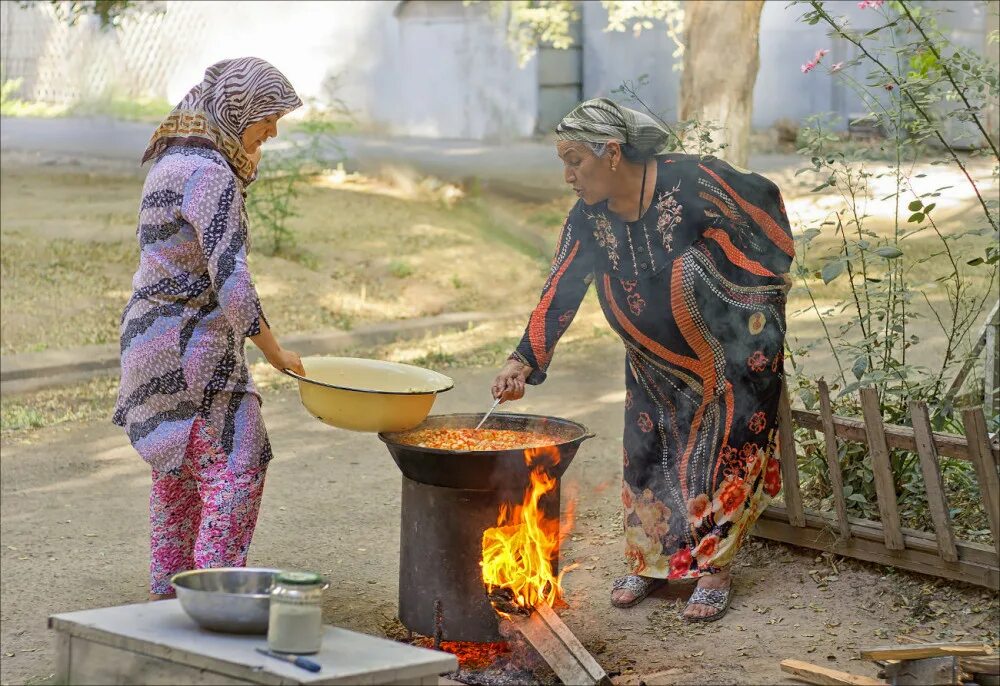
[492,98,794,621]
[114,57,305,600]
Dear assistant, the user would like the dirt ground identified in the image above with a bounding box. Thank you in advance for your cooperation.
[1,337,997,686]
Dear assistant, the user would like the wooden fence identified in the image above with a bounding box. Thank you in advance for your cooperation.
[753,380,1000,589]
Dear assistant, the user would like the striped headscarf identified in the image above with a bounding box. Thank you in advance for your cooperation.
[141,57,302,185]
[555,97,670,157]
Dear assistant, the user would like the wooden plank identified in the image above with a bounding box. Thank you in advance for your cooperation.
[909,401,959,562]
[859,388,905,550]
[894,636,1000,676]
[779,659,884,685]
[818,379,851,541]
[754,509,999,590]
[962,655,1000,676]
[882,656,958,686]
[778,380,806,527]
[762,504,998,567]
[964,407,1000,557]
[789,410,999,465]
[510,604,611,686]
[984,300,1000,420]
[861,643,993,661]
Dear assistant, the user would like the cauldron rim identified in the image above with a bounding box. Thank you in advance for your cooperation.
[377,412,595,456]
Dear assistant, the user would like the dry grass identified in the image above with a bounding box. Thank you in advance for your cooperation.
[0,161,566,354]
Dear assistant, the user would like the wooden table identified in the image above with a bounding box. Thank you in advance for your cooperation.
[49,600,458,685]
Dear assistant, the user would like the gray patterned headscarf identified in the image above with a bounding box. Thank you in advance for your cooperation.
[555,98,670,157]
[141,57,302,185]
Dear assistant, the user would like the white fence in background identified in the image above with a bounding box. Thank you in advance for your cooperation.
[0,1,204,104]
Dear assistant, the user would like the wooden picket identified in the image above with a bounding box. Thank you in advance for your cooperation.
[754,381,1000,589]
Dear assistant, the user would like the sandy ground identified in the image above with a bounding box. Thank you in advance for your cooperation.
[1,338,996,685]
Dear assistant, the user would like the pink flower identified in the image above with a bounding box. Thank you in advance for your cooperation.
[802,48,829,75]
[831,62,844,72]
[858,0,885,8]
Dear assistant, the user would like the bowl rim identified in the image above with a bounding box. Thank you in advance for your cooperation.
[281,358,454,396]
[170,567,281,600]
[378,412,596,455]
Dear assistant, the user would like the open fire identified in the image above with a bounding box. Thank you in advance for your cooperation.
[480,446,575,612]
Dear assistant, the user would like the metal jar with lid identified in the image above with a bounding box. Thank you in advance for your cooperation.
[267,571,328,654]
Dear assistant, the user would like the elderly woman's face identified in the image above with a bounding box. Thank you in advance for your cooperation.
[556,141,615,205]
[242,114,280,154]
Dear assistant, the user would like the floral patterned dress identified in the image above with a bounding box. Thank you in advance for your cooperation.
[511,154,794,579]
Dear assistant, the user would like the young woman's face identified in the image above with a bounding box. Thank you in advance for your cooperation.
[556,140,616,205]
[241,114,280,154]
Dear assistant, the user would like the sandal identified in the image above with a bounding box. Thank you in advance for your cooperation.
[682,582,733,622]
[611,575,667,609]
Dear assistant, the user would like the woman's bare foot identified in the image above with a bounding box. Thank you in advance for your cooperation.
[682,567,731,619]
[149,591,176,602]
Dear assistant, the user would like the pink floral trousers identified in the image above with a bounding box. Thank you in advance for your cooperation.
[149,419,267,594]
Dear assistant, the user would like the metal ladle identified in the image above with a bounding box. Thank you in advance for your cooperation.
[474,397,501,430]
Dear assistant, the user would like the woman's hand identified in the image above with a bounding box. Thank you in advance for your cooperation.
[267,347,304,376]
[491,358,532,402]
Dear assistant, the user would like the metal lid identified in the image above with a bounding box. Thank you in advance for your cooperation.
[275,571,323,586]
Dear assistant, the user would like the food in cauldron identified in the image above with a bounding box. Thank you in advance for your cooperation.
[393,427,558,452]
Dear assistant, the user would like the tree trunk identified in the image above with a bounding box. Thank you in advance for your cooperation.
[680,0,764,169]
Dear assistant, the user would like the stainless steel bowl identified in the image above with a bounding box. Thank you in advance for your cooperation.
[171,567,278,634]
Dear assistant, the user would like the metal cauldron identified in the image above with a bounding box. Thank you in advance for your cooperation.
[378,412,594,491]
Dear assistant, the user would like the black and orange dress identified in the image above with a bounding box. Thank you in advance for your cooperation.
[510,153,795,579]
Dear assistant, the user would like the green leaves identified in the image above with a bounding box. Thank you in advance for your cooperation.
[821,260,846,284]
[852,356,868,380]
[874,245,904,259]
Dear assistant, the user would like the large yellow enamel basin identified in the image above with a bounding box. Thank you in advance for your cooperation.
[283,356,454,432]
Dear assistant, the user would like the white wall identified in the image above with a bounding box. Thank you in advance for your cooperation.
[0,0,993,139]
[580,1,681,124]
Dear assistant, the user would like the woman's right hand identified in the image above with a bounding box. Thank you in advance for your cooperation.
[491,359,532,402]
[267,347,304,376]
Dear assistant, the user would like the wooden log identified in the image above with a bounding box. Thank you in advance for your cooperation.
[818,379,852,541]
[909,401,959,562]
[963,655,1000,676]
[963,407,1000,558]
[893,636,1000,676]
[861,643,993,661]
[779,659,884,685]
[510,603,611,686]
[779,381,806,527]
[789,409,999,465]
[859,388,905,551]
[882,657,959,686]
[755,506,999,589]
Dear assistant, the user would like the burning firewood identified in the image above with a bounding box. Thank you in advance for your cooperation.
[478,446,611,685]
[508,603,612,686]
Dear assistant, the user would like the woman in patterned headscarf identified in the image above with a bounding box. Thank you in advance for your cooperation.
[492,98,794,621]
[114,57,305,600]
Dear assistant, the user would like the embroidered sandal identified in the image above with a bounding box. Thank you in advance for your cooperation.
[682,582,733,622]
[610,575,667,609]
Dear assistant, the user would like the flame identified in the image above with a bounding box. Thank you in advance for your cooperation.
[480,446,575,610]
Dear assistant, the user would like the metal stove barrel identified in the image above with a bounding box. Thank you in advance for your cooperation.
[381,413,592,643]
